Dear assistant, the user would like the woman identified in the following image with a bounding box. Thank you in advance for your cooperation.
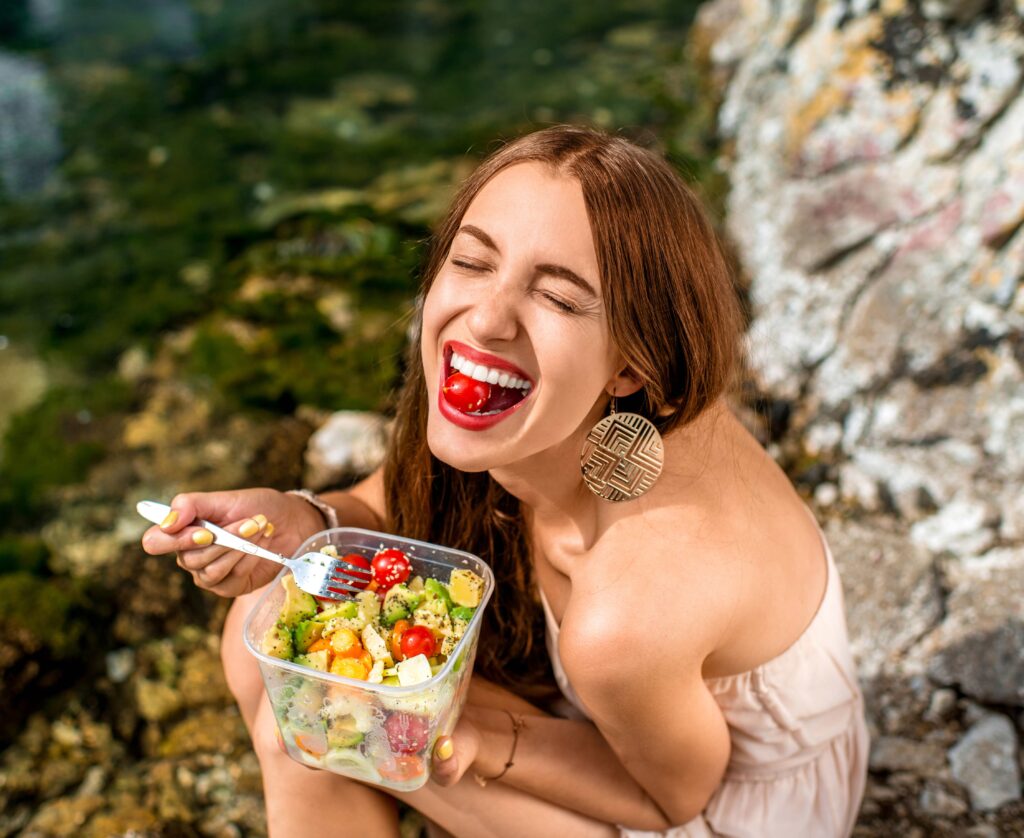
[142,125,869,837]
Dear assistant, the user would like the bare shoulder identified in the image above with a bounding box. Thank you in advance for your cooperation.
[558,507,747,681]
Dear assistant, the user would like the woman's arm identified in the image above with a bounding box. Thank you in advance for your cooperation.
[431,678,678,831]
[466,702,677,830]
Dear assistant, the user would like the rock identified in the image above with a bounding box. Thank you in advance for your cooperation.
[302,410,390,490]
[869,735,947,776]
[0,51,61,197]
[20,795,104,838]
[910,497,998,556]
[924,688,958,724]
[948,713,1021,812]
[105,648,135,683]
[134,678,182,723]
[823,518,942,680]
[178,645,233,708]
[919,779,969,816]
[921,548,1024,706]
[159,706,248,758]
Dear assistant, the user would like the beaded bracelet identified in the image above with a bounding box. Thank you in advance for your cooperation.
[473,710,526,787]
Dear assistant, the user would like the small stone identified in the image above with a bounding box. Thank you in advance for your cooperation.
[869,735,947,776]
[105,648,135,683]
[302,411,390,490]
[134,678,183,723]
[813,482,838,507]
[924,688,958,724]
[948,713,1021,812]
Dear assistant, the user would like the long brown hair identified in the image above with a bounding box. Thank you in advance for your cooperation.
[383,125,743,697]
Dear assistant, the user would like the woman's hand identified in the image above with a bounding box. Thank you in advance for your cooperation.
[140,488,328,598]
[430,712,483,787]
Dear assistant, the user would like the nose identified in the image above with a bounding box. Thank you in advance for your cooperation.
[465,278,520,345]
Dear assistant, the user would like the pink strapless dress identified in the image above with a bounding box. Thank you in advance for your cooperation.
[539,521,870,838]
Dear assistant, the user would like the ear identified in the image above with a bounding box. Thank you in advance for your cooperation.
[605,365,644,399]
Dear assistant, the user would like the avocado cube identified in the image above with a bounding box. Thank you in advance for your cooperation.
[261,622,294,659]
[293,620,324,654]
[294,649,330,672]
[424,578,453,610]
[279,574,318,627]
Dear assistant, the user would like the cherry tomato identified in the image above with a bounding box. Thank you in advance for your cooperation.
[390,619,411,662]
[399,625,436,660]
[384,712,430,755]
[442,372,491,413]
[338,553,372,590]
[377,754,426,782]
[371,548,411,591]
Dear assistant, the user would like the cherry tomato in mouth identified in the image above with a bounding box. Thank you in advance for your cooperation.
[399,624,437,660]
[442,372,491,413]
[371,547,412,591]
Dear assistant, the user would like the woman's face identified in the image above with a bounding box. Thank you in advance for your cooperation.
[421,161,622,472]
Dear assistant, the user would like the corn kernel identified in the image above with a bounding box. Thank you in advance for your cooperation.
[239,519,260,538]
[263,522,275,537]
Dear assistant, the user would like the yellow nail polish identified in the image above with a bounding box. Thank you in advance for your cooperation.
[252,514,268,528]
[239,519,260,538]
[160,509,179,528]
[192,529,214,546]
[436,738,454,761]
[263,522,275,537]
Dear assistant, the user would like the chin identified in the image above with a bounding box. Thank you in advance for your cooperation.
[424,416,500,474]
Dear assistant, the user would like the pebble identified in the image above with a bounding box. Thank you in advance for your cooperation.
[948,713,1022,812]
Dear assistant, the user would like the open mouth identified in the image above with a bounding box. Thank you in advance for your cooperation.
[440,343,534,419]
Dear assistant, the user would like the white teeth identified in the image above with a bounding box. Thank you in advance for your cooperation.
[447,351,532,389]
[522,381,532,391]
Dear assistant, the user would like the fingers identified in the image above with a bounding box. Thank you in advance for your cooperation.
[431,736,460,786]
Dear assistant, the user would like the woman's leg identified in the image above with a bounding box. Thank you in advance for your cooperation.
[221,591,401,838]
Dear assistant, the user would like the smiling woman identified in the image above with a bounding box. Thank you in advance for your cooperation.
[147,125,869,838]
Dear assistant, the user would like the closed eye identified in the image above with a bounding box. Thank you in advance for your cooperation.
[540,293,578,314]
[451,258,580,314]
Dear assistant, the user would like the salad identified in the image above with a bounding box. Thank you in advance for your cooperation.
[257,543,486,786]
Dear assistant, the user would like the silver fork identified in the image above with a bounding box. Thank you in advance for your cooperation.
[136,500,369,599]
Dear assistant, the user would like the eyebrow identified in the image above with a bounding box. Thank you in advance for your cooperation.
[456,224,598,298]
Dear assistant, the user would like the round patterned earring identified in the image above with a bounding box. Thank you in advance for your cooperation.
[580,395,664,502]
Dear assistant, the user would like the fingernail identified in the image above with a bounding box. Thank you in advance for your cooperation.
[239,519,260,538]
[192,529,214,546]
[263,522,275,537]
[253,514,268,528]
[160,509,179,528]
[436,738,454,761]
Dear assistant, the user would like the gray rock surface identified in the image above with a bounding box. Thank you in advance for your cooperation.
[824,518,942,680]
[920,548,1024,706]
[948,714,1022,812]
[698,0,1024,831]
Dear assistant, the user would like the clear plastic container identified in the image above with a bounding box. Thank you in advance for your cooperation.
[243,527,493,791]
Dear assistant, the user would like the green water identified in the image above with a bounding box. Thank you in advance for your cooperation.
[0,0,717,529]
